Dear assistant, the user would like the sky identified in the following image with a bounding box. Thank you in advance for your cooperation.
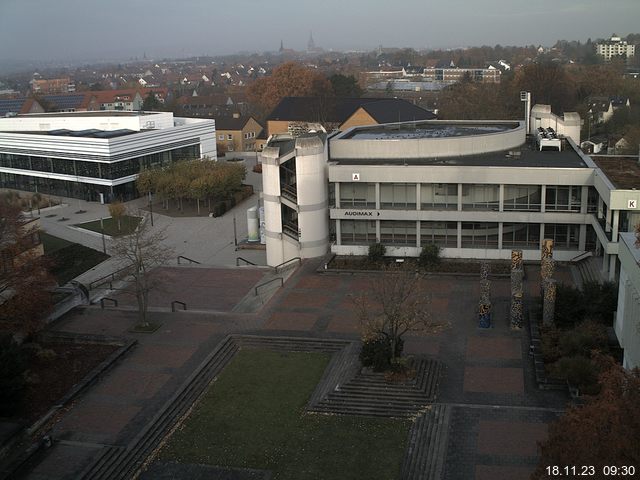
[0,0,639,63]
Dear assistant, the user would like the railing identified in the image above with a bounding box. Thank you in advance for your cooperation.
[236,257,257,266]
[281,185,297,202]
[100,297,118,309]
[254,277,283,296]
[177,255,201,265]
[171,300,187,312]
[89,265,132,290]
[282,223,299,240]
[274,257,301,274]
[570,251,593,263]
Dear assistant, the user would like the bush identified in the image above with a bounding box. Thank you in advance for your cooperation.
[0,335,28,416]
[368,243,386,263]
[551,355,600,394]
[558,320,608,357]
[555,284,586,328]
[554,282,618,328]
[419,243,441,269]
[360,336,404,372]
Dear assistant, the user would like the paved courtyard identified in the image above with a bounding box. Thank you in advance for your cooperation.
[17,255,572,479]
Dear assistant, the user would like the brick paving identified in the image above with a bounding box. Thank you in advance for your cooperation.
[20,260,576,479]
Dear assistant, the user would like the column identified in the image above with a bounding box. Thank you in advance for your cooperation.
[375,183,380,210]
[376,220,380,243]
[457,183,463,211]
[540,185,546,213]
[609,255,617,282]
[612,210,619,239]
[335,219,341,246]
[597,196,604,219]
[499,184,504,212]
[605,206,612,233]
[580,186,589,214]
[334,183,341,208]
[498,223,503,250]
[578,224,587,251]
[416,184,421,211]
[457,221,462,249]
[416,220,421,248]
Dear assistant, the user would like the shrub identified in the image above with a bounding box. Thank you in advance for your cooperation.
[360,336,404,372]
[367,243,386,263]
[557,320,608,357]
[0,335,28,416]
[419,243,441,269]
[554,284,586,328]
[581,281,617,325]
[551,355,600,394]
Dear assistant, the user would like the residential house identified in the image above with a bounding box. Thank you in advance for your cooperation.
[0,98,45,117]
[216,114,263,153]
[266,97,436,137]
[596,35,636,61]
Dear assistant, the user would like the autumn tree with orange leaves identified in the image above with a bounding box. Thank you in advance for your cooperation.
[248,62,332,117]
[0,198,54,337]
[532,355,640,478]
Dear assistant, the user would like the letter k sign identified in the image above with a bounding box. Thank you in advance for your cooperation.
[629,199,637,209]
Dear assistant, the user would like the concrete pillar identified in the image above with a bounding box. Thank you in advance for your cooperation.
[580,185,589,214]
[416,184,421,211]
[457,183,463,211]
[375,183,380,210]
[605,206,612,232]
[579,224,587,251]
[539,224,545,250]
[612,210,619,240]
[376,220,380,243]
[609,255,617,281]
[335,183,341,208]
[498,222,503,250]
[335,219,341,246]
[457,221,462,249]
[499,184,504,212]
[540,185,546,213]
[597,196,604,219]
[416,220,421,248]
[602,253,609,276]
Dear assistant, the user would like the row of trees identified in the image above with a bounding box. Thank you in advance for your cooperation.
[137,160,246,214]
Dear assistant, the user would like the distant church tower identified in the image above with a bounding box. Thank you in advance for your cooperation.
[307,32,316,52]
[279,40,284,53]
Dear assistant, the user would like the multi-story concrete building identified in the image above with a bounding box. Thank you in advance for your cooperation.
[260,108,640,283]
[0,111,216,202]
[596,35,636,61]
[614,232,640,369]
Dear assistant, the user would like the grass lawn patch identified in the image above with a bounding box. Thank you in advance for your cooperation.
[74,215,141,237]
[44,236,110,285]
[161,349,410,480]
[40,232,73,254]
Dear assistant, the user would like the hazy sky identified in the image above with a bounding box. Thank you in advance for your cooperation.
[1,0,639,62]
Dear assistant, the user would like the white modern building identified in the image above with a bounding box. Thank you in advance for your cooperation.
[614,232,640,369]
[0,111,216,202]
[260,111,640,282]
[596,35,636,61]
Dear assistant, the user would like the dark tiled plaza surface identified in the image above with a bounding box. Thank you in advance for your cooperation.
[22,261,571,479]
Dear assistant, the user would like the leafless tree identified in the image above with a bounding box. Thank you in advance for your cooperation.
[353,265,446,361]
[111,213,173,327]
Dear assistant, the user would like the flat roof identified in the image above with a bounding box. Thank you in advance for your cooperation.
[16,111,159,118]
[592,156,640,189]
[331,144,588,169]
[0,128,140,138]
[342,122,519,140]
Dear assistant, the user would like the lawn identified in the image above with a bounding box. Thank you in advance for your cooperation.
[160,349,410,480]
[74,215,141,237]
[41,233,110,285]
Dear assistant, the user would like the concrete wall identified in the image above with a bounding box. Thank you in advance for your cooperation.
[0,111,175,132]
[615,232,640,369]
[530,104,581,145]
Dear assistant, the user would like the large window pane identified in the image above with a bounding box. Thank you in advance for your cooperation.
[461,184,499,211]
[461,222,499,248]
[420,221,457,247]
[503,185,541,211]
[421,183,457,210]
[380,183,416,210]
[340,182,376,208]
[341,220,376,245]
[545,186,581,212]
[380,220,416,246]
[502,223,541,248]
[544,224,579,249]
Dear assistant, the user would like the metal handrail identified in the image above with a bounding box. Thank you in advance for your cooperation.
[89,265,132,290]
[274,257,301,274]
[100,297,118,309]
[236,257,257,266]
[570,251,593,263]
[254,277,283,296]
[171,300,187,312]
[177,255,201,265]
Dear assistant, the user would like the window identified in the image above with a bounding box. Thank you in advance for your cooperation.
[461,184,499,210]
[380,183,416,209]
[420,221,457,247]
[503,185,541,211]
[380,221,416,246]
[218,134,224,140]
[502,223,541,248]
[227,134,233,140]
[461,223,499,248]
[545,186,581,212]
[341,220,376,245]
[339,182,376,208]
[544,224,579,249]
[421,183,457,210]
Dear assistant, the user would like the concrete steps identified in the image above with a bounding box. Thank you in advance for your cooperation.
[576,256,603,285]
[310,358,442,418]
[401,404,452,480]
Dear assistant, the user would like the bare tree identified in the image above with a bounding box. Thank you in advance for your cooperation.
[111,213,173,328]
[108,201,126,232]
[353,266,446,362]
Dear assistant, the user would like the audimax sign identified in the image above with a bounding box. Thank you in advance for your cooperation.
[344,210,380,217]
